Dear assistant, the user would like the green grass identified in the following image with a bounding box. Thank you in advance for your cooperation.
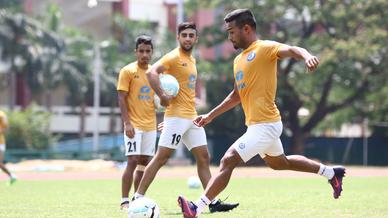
[1,177,388,218]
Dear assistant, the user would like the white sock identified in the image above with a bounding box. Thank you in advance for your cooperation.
[134,192,144,199]
[318,163,335,179]
[121,197,129,204]
[210,198,218,205]
[10,173,16,179]
[195,195,211,215]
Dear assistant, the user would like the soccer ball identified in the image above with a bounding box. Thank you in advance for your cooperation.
[160,74,179,97]
[128,197,160,218]
[153,94,165,112]
[187,176,201,189]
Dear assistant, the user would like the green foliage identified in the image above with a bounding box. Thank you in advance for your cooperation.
[5,105,59,150]
[189,0,388,145]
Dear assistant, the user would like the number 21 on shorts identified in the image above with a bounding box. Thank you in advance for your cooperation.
[127,141,137,153]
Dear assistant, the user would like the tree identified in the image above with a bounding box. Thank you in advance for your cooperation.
[0,8,64,109]
[5,104,59,150]
[188,0,388,154]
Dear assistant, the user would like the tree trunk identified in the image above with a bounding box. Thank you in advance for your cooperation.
[45,92,52,112]
[109,103,116,135]
[8,71,16,110]
[79,102,86,144]
[290,130,306,154]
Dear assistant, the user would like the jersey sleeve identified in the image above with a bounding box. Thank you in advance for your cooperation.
[158,52,175,71]
[263,40,285,60]
[117,67,132,92]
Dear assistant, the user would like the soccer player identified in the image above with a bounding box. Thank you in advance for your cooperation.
[117,35,157,209]
[0,110,17,185]
[133,22,239,213]
[178,9,346,218]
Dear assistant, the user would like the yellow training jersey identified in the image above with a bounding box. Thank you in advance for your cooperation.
[234,40,284,126]
[117,62,156,131]
[159,47,197,119]
[0,110,8,145]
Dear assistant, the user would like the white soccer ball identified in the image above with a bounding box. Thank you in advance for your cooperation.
[153,94,165,112]
[187,176,201,189]
[160,74,180,97]
[128,197,160,218]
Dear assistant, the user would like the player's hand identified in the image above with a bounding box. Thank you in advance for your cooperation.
[124,122,135,138]
[305,56,319,72]
[157,122,164,131]
[193,113,213,127]
[160,93,173,107]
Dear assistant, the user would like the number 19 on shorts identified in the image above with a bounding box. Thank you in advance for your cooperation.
[171,133,181,146]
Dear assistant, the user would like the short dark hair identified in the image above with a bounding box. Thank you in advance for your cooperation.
[135,35,153,49]
[177,22,197,34]
[224,9,256,30]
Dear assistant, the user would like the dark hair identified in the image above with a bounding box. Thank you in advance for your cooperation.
[177,22,197,34]
[135,35,153,49]
[224,9,256,30]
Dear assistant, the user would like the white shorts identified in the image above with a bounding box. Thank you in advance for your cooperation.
[158,117,207,150]
[124,129,157,156]
[0,144,5,152]
[232,121,284,162]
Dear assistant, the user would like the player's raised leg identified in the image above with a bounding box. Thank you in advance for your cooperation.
[263,154,346,199]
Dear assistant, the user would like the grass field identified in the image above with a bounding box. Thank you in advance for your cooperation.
[1,176,388,218]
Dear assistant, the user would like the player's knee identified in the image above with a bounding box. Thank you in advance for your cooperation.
[155,155,169,166]
[196,152,210,166]
[220,153,238,170]
[137,156,150,166]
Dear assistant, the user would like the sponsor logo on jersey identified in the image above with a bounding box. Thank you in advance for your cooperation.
[138,86,151,100]
[236,71,244,81]
[188,74,196,89]
[140,86,151,93]
[236,71,246,90]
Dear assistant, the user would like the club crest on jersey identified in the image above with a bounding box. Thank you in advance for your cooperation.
[247,52,256,61]
[239,143,245,149]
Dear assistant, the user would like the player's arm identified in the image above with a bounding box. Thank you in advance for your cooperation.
[146,62,172,106]
[117,91,135,138]
[194,83,240,127]
[0,114,7,133]
[277,44,319,71]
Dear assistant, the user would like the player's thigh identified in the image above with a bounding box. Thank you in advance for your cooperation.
[124,129,143,156]
[137,155,152,166]
[232,121,283,162]
[158,117,191,149]
[140,130,157,156]
[182,124,207,151]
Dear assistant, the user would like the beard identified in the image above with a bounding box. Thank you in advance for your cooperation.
[180,42,193,52]
[181,45,193,52]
